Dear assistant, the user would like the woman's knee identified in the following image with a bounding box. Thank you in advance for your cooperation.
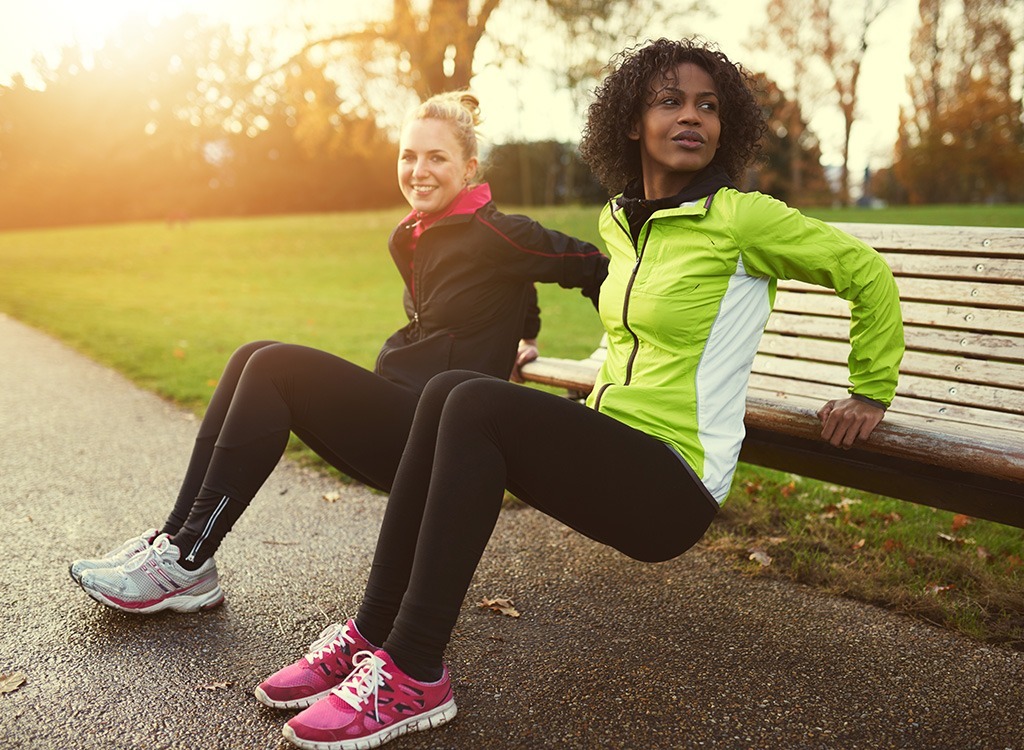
[242,341,305,373]
[419,370,495,406]
[413,373,510,434]
[228,340,279,369]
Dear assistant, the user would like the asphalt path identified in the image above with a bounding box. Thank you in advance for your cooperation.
[1,312,1022,750]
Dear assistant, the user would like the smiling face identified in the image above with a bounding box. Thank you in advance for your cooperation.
[397,118,478,215]
[630,61,722,199]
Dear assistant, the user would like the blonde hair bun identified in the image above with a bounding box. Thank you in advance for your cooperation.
[408,90,482,159]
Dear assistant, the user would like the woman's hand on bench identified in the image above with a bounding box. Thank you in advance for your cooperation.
[817,397,886,450]
[510,338,540,383]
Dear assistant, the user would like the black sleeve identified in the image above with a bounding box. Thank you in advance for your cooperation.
[522,283,541,339]
[479,207,608,310]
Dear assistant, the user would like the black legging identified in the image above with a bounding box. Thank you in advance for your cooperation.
[161,342,419,554]
[355,370,718,680]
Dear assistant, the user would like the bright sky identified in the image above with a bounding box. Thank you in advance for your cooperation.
[0,0,919,176]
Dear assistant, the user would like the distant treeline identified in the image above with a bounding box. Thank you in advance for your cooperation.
[2,2,1020,231]
[0,13,829,230]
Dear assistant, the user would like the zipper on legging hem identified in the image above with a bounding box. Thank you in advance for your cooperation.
[186,495,229,563]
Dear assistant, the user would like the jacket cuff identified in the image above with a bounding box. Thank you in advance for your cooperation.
[850,392,888,411]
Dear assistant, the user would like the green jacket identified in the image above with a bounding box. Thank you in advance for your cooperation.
[587,188,904,504]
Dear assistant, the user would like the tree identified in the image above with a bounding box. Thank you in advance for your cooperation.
[0,15,398,229]
[278,0,703,134]
[487,140,604,205]
[892,0,1024,203]
[747,73,831,206]
[754,0,894,205]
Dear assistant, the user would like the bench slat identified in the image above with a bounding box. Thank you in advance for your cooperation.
[773,292,1024,335]
[748,371,1024,431]
[751,355,1024,416]
[880,252,1024,281]
[835,222,1024,255]
[517,357,601,392]
[742,398,1024,527]
[765,314,1024,361]
[759,332,1024,390]
[778,277,1024,310]
[743,391,1024,483]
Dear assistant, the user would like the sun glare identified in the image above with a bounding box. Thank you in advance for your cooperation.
[12,0,382,66]
[51,0,169,50]
[60,0,149,44]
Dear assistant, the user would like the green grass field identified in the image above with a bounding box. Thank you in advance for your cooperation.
[1,203,1021,648]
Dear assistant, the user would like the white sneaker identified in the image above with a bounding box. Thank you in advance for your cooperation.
[69,528,158,583]
[79,534,224,614]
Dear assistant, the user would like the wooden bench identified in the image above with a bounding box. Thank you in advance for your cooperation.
[520,223,1024,528]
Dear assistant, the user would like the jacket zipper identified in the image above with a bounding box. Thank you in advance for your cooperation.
[410,222,424,340]
[375,221,421,378]
[594,203,651,411]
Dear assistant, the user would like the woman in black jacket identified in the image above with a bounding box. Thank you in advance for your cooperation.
[69,92,607,628]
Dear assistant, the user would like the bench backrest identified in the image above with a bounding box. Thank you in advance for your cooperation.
[757,223,1024,436]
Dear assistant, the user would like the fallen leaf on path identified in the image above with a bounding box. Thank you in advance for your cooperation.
[748,549,773,567]
[478,597,520,618]
[198,681,233,691]
[0,672,27,695]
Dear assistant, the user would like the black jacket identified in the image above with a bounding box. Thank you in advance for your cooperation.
[375,198,607,393]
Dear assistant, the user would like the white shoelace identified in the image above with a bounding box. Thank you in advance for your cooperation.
[122,533,172,573]
[333,650,391,722]
[305,622,355,665]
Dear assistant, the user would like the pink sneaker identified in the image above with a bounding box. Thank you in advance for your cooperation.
[282,649,457,750]
[255,619,375,709]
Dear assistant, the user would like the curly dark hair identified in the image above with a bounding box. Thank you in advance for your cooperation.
[579,37,766,194]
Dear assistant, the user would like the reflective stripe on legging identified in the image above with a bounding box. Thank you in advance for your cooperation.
[185,496,229,563]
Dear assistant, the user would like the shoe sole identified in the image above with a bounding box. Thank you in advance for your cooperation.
[254,685,334,710]
[281,698,457,750]
[82,583,225,614]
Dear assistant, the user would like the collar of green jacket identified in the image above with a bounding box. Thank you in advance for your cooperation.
[615,165,736,244]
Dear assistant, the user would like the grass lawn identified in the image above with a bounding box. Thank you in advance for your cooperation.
[1,203,1021,649]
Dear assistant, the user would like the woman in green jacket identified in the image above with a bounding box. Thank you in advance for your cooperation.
[272,38,905,750]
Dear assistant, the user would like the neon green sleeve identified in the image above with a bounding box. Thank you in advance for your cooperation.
[729,192,904,406]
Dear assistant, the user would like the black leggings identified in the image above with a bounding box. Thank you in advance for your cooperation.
[355,370,718,679]
[161,341,419,548]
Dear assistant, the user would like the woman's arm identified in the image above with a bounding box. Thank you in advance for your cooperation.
[734,193,905,446]
[477,206,609,308]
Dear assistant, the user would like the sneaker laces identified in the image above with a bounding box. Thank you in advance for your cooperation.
[304,622,355,665]
[333,651,391,722]
[123,533,172,573]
